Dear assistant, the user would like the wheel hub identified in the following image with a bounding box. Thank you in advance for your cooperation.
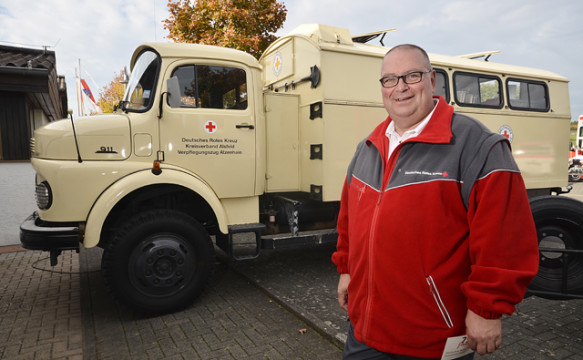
[540,230,566,261]
[131,237,192,290]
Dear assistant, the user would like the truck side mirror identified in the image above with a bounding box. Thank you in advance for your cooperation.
[166,76,181,108]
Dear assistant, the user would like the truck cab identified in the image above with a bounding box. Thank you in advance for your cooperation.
[22,42,270,313]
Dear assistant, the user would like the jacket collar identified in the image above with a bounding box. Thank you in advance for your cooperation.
[366,95,454,152]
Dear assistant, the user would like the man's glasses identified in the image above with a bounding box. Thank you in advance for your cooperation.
[379,70,432,88]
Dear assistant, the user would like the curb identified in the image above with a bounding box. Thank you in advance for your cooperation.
[0,244,26,254]
[227,258,346,350]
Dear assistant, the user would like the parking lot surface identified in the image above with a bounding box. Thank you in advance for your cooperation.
[2,161,583,359]
[2,242,583,359]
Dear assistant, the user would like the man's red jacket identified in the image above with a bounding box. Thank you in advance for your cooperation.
[332,96,539,358]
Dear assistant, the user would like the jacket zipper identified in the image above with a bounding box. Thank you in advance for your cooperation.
[357,184,367,200]
[362,143,393,339]
[426,276,454,328]
[362,189,383,339]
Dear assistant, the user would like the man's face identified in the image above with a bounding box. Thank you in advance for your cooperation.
[380,48,436,133]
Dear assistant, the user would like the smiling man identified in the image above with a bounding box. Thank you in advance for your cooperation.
[332,44,540,359]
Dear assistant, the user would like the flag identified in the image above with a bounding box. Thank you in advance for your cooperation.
[79,78,102,115]
[81,79,97,104]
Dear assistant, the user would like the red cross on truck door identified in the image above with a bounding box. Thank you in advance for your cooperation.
[204,121,217,134]
[160,63,256,198]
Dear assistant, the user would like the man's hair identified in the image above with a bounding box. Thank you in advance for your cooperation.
[384,44,432,70]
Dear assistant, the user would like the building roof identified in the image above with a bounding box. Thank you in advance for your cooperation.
[0,44,56,69]
[0,44,67,121]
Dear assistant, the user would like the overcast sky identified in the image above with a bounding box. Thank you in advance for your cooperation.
[0,0,581,120]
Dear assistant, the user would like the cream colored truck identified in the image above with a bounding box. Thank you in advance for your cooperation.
[20,24,583,313]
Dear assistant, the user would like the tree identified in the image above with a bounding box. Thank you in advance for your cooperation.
[98,70,126,113]
[163,0,287,59]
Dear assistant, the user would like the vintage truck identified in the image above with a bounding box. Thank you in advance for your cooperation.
[21,24,583,313]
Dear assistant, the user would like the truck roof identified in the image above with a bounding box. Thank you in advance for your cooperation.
[133,25,567,84]
[130,42,261,70]
[264,24,568,83]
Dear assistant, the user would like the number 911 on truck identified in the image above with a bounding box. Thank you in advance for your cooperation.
[20,24,582,314]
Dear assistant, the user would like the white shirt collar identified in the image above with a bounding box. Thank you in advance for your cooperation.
[386,99,438,140]
[386,99,438,158]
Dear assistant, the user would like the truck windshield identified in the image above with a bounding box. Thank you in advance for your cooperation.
[123,50,160,112]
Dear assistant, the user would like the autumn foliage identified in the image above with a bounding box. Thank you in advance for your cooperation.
[163,0,287,59]
[98,70,126,113]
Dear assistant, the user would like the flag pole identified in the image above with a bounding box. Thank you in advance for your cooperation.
[76,59,83,116]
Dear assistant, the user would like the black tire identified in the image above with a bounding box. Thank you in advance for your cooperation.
[101,209,215,314]
[529,196,583,299]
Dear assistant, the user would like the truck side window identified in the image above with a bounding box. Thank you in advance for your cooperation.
[170,65,247,110]
[507,79,549,111]
[433,69,449,103]
[454,72,502,108]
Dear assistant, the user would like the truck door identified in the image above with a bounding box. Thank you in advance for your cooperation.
[160,63,256,198]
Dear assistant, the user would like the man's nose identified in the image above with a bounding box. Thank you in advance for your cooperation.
[394,77,410,90]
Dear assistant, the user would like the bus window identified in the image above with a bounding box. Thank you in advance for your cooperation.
[507,78,549,111]
[454,72,502,108]
[433,68,449,103]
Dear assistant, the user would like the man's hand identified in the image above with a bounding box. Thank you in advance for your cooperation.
[337,273,350,311]
[465,309,502,355]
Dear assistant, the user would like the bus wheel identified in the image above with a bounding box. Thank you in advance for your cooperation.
[529,196,583,299]
[101,209,215,314]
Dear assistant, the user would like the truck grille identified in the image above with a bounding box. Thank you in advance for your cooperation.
[29,137,36,156]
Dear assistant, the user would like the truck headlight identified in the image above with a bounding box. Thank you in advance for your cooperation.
[35,181,52,210]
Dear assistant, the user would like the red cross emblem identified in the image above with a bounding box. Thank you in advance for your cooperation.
[204,120,217,134]
[498,125,513,143]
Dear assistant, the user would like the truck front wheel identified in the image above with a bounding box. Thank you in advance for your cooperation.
[101,209,215,314]
[529,196,583,299]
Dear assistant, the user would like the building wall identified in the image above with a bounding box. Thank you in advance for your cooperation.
[31,108,49,131]
[0,91,30,160]
[0,162,35,246]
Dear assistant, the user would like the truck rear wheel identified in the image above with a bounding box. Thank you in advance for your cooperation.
[101,209,215,314]
[529,196,583,298]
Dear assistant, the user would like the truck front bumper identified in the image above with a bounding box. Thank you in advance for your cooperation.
[20,212,80,252]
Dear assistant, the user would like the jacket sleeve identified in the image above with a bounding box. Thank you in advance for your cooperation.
[332,177,350,274]
[461,141,539,319]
